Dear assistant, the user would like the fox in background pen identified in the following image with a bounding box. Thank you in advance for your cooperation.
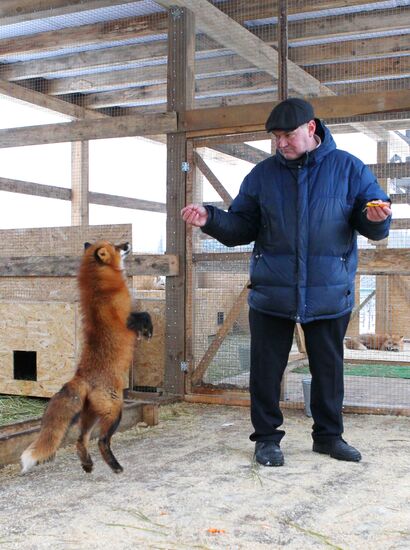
[21,240,153,474]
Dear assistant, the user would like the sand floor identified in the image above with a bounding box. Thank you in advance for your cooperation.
[0,402,409,550]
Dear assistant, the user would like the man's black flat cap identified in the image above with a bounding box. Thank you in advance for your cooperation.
[265,98,315,132]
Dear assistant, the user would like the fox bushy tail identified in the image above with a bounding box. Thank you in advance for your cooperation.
[21,377,88,473]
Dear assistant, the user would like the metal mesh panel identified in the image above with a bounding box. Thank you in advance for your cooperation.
[0,3,170,397]
[189,124,410,414]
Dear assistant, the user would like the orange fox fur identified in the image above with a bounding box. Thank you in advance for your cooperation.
[345,333,404,352]
[21,241,152,474]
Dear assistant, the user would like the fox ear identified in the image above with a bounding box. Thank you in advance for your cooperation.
[84,242,92,250]
[95,246,111,264]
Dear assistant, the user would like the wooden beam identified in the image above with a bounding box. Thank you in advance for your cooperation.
[392,219,410,230]
[0,177,71,200]
[71,141,89,225]
[0,254,179,277]
[255,9,409,45]
[165,6,195,395]
[209,143,269,165]
[0,79,104,120]
[368,162,409,180]
[358,249,410,275]
[290,35,410,66]
[0,176,166,212]
[0,13,169,59]
[0,112,177,148]
[89,192,166,213]
[155,0,330,96]
[0,0,145,25]
[0,3,405,62]
[217,0,397,23]
[306,56,410,84]
[350,290,375,320]
[192,249,410,276]
[181,90,410,136]
[193,151,232,204]
[45,54,255,96]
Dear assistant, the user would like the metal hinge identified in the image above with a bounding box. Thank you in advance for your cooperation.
[181,161,190,172]
[180,361,188,373]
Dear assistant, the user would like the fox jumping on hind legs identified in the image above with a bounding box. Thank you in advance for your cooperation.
[21,241,153,474]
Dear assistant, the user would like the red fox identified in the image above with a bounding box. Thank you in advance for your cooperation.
[345,333,404,352]
[21,241,153,474]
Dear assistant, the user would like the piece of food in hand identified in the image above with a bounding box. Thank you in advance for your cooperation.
[366,200,390,208]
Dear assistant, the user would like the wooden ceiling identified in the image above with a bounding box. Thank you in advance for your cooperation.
[0,0,409,124]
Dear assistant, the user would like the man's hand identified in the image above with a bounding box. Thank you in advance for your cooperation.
[181,204,209,227]
[365,200,392,222]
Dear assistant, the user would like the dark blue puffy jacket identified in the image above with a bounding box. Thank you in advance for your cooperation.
[202,120,391,323]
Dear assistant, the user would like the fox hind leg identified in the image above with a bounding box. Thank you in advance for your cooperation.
[77,409,98,473]
[98,412,123,473]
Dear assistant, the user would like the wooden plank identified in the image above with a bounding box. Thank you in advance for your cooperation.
[277,0,288,101]
[0,400,158,467]
[0,224,132,257]
[0,176,167,212]
[191,282,249,385]
[307,56,410,84]
[164,6,195,396]
[184,392,410,416]
[71,141,89,225]
[89,192,166,213]
[193,151,233,204]
[255,10,409,45]
[193,249,410,276]
[0,177,71,200]
[0,254,178,277]
[0,13,169,59]
[209,143,269,165]
[368,162,409,179]
[329,78,410,96]
[182,90,410,136]
[392,219,410,230]
[0,79,104,120]
[46,54,254,95]
[358,249,410,276]
[0,112,177,148]
[218,0,393,23]
[0,0,145,25]
[290,35,410,66]
[350,290,375,320]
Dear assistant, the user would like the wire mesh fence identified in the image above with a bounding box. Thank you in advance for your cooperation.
[188,124,410,414]
[0,1,408,411]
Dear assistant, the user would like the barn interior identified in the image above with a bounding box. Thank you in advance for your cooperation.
[0,0,409,427]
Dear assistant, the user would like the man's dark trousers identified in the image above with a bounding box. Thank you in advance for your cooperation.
[248,308,351,444]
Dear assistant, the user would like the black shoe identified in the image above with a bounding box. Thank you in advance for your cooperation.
[255,441,284,467]
[312,438,362,462]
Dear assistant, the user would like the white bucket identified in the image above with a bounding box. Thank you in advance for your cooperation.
[302,378,312,417]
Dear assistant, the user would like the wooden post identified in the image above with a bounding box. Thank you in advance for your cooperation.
[375,141,389,334]
[278,0,288,102]
[164,6,195,396]
[71,141,89,225]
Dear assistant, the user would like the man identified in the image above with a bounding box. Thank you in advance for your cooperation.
[181,98,391,466]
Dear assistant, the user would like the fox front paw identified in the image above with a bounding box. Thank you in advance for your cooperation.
[127,312,153,339]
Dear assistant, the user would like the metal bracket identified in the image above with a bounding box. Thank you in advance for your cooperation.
[170,6,184,19]
[180,361,188,373]
[181,161,190,172]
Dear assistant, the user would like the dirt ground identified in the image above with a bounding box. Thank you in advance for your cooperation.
[0,402,409,550]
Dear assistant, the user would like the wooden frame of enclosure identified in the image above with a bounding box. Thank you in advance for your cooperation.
[0,5,409,411]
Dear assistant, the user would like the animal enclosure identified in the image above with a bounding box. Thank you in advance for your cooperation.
[0,1,408,416]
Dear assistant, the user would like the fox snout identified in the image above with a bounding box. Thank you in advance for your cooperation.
[119,242,131,258]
